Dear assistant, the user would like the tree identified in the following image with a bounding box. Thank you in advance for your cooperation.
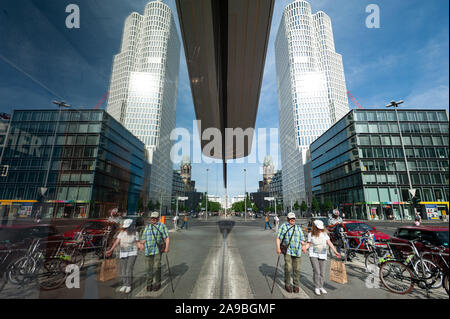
[137,197,144,212]
[311,197,319,214]
[322,198,333,213]
[276,204,282,213]
[300,201,307,213]
[252,203,259,212]
[155,201,160,210]
[147,201,154,211]
[293,200,300,211]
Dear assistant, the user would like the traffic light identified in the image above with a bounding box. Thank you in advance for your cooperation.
[411,196,421,208]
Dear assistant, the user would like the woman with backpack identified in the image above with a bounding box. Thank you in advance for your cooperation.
[305,219,341,296]
[106,219,141,294]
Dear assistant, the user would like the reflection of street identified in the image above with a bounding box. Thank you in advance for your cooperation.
[1,216,448,299]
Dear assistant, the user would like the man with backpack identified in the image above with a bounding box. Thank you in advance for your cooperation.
[140,211,170,292]
[276,212,307,293]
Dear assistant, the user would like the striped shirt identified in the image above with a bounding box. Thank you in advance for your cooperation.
[277,222,306,257]
[140,223,169,256]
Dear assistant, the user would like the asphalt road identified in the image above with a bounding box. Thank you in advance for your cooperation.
[0,216,448,299]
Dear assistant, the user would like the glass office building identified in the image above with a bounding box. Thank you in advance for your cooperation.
[0,109,150,220]
[275,0,349,210]
[106,1,180,211]
[310,109,449,221]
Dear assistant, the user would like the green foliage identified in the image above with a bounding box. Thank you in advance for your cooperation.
[137,197,144,212]
[198,196,222,212]
[322,198,333,212]
[311,197,319,212]
[147,201,154,211]
[300,201,307,212]
[293,201,300,211]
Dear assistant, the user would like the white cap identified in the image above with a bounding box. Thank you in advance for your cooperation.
[314,219,324,229]
[333,209,339,216]
[287,212,296,219]
[151,211,159,218]
[122,219,133,228]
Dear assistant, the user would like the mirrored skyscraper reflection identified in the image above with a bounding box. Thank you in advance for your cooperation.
[107,0,180,210]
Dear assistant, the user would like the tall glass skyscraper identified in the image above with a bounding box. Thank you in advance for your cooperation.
[275,0,349,209]
[107,0,180,210]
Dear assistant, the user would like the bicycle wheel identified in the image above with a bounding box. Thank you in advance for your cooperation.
[36,258,68,290]
[379,260,414,294]
[7,256,36,285]
[413,258,442,289]
[365,251,378,272]
[443,273,449,295]
[69,249,85,269]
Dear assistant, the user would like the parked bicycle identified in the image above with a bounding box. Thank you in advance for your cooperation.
[7,238,69,290]
[335,228,376,262]
[58,230,112,269]
[379,238,448,296]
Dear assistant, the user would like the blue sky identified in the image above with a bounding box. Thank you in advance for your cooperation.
[0,0,448,201]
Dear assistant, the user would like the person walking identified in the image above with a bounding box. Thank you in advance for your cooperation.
[415,212,422,226]
[181,211,188,230]
[328,209,343,240]
[140,211,170,292]
[276,212,307,293]
[108,208,122,225]
[106,219,140,294]
[173,213,179,231]
[305,220,341,296]
[264,213,272,230]
[274,214,280,233]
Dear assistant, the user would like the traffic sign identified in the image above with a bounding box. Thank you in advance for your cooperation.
[40,187,48,196]
[178,196,188,201]
[0,165,8,177]
[264,197,275,201]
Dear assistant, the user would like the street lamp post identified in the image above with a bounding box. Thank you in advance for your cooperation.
[244,168,247,222]
[386,100,416,218]
[41,101,71,198]
[206,168,209,220]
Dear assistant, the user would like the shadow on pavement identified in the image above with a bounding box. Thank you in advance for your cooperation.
[217,220,235,239]
[259,263,284,292]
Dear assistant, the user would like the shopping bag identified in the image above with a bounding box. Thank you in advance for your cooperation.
[98,258,118,282]
[329,259,347,284]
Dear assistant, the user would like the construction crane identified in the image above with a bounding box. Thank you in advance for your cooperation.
[93,91,109,109]
[347,90,364,109]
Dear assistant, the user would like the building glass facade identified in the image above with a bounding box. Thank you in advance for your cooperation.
[310,109,449,221]
[0,109,149,220]
[107,0,180,211]
[275,0,349,210]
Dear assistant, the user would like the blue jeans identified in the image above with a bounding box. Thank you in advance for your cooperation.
[181,221,188,229]
[265,222,272,230]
